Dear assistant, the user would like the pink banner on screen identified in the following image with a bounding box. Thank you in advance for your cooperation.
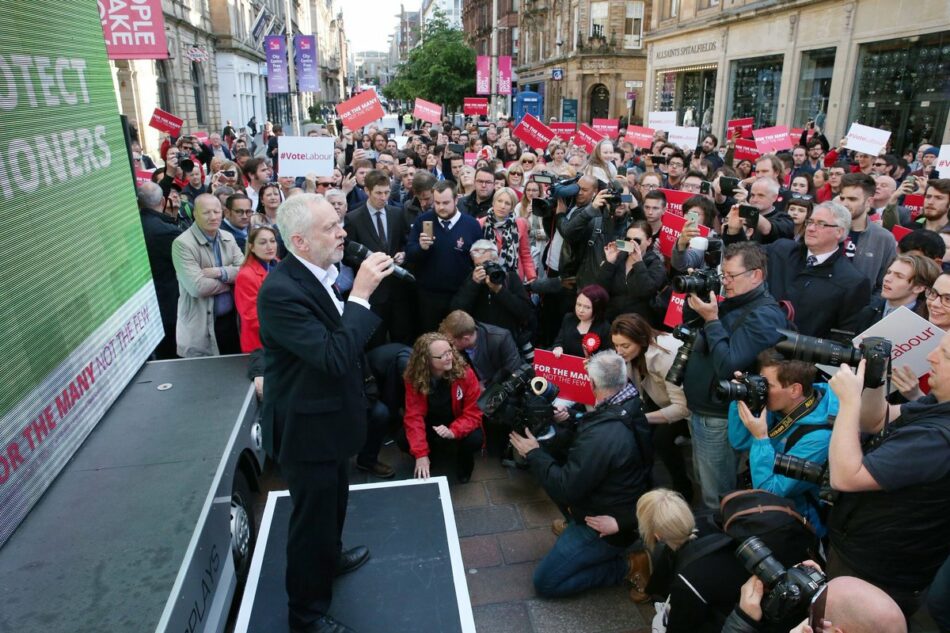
[476,56,490,95]
[100,0,169,60]
[513,114,555,150]
[336,90,385,130]
[753,126,793,153]
[413,98,442,124]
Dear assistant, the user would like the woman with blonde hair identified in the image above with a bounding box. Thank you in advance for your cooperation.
[516,178,549,275]
[401,332,484,483]
[584,139,619,184]
[478,186,537,283]
[636,489,749,632]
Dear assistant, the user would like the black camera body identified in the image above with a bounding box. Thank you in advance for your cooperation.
[672,267,722,296]
[482,261,507,285]
[717,373,769,415]
[776,330,892,388]
[531,173,581,219]
[476,364,560,438]
[600,179,626,211]
[666,325,699,387]
[773,453,837,505]
[736,536,827,623]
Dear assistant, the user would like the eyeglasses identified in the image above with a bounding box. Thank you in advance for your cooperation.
[230,208,253,216]
[790,193,813,201]
[925,287,950,307]
[805,219,840,230]
[315,182,332,188]
[668,161,684,168]
[720,269,757,283]
[873,162,887,167]
[640,183,659,190]
[430,350,453,360]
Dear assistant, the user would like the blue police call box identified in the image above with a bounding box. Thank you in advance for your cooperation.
[513,91,543,125]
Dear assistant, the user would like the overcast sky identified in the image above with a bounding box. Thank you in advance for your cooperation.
[342,0,422,54]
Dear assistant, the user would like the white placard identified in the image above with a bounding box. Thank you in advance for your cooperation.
[816,307,944,390]
[668,125,700,150]
[935,144,950,175]
[276,136,335,177]
[843,122,891,156]
[648,111,677,133]
[395,136,409,150]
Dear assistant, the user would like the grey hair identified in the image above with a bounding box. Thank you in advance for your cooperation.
[137,181,164,209]
[586,350,628,394]
[470,239,498,255]
[816,200,852,232]
[325,188,345,201]
[276,193,324,255]
[752,176,780,197]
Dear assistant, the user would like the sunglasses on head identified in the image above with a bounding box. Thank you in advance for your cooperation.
[790,193,813,201]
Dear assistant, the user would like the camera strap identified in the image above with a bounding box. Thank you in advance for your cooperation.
[768,389,822,439]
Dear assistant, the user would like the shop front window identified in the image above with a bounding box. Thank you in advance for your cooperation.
[727,55,783,129]
[655,65,718,137]
[793,47,835,129]
[849,31,949,153]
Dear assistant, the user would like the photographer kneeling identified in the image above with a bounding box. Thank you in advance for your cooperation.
[726,350,837,535]
[509,350,653,598]
[824,334,950,617]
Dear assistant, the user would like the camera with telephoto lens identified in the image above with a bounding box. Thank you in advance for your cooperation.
[477,364,560,439]
[532,174,582,220]
[672,267,722,296]
[482,261,507,285]
[776,330,892,388]
[665,325,699,387]
[773,454,838,505]
[717,373,769,416]
[736,536,827,623]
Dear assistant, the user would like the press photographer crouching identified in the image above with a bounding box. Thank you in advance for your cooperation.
[508,350,654,598]
[675,242,787,510]
[726,349,837,536]
[823,331,950,618]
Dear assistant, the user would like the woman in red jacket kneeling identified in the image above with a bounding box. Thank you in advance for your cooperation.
[402,332,484,483]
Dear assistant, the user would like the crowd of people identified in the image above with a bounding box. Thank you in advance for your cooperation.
[134,111,950,633]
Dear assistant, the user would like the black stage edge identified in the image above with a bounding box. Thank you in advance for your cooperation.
[235,477,476,633]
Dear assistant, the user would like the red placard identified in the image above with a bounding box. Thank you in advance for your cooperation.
[753,126,793,154]
[592,118,619,138]
[464,97,489,116]
[664,292,688,329]
[148,107,183,135]
[904,194,925,221]
[624,125,655,150]
[891,224,913,241]
[658,211,711,259]
[191,131,209,143]
[135,169,155,187]
[100,0,169,60]
[464,152,478,167]
[413,98,442,124]
[513,113,555,151]
[533,349,596,406]
[734,139,761,162]
[727,117,754,140]
[658,188,695,217]
[574,124,606,152]
[789,127,805,147]
[336,90,385,131]
[550,122,577,138]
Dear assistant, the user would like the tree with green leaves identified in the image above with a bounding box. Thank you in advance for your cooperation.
[382,9,475,112]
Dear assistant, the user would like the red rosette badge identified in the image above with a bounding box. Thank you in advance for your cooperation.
[582,333,601,357]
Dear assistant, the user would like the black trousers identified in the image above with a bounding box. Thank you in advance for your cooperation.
[417,290,454,336]
[396,426,483,477]
[357,400,390,465]
[367,292,417,349]
[653,419,693,503]
[282,459,349,628]
[214,311,241,355]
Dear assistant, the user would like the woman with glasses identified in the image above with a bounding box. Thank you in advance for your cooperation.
[506,164,525,193]
[598,221,667,322]
[479,187,537,283]
[584,139,618,184]
[519,151,539,177]
[401,332,484,483]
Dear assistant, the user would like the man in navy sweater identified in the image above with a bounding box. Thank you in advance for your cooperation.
[406,181,483,332]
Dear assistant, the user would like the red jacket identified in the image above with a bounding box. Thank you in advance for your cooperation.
[477,215,538,282]
[234,256,272,352]
[403,366,483,458]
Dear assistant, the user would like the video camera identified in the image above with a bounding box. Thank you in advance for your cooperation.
[736,536,827,623]
[477,364,560,438]
[776,330,891,388]
[717,373,769,416]
[530,173,581,219]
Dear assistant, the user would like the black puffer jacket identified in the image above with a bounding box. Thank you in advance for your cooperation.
[596,248,667,321]
[526,392,653,547]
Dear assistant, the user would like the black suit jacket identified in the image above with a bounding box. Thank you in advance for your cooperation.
[344,202,410,302]
[468,322,524,387]
[257,255,381,462]
[139,208,183,331]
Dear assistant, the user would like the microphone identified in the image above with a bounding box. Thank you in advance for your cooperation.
[343,240,416,283]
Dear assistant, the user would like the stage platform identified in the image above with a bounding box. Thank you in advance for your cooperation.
[235,477,476,633]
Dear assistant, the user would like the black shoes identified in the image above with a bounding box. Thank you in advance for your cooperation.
[355,459,395,479]
[335,545,370,576]
[291,615,356,633]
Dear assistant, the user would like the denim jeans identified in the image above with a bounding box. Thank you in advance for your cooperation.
[533,523,628,598]
[690,413,738,510]
[927,555,950,630]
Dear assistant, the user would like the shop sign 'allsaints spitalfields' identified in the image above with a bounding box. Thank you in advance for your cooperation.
[655,41,718,60]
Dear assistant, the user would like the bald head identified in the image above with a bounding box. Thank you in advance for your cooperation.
[193,194,223,234]
[825,576,906,633]
[137,181,164,211]
[873,175,897,206]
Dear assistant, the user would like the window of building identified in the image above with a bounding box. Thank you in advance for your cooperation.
[849,31,948,152]
[655,66,718,135]
[590,1,608,39]
[192,61,207,125]
[727,55,783,128]
[661,0,679,20]
[156,60,172,113]
[699,0,719,8]
[623,1,644,49]
[793,47,835,129]
[512,26,519,55]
